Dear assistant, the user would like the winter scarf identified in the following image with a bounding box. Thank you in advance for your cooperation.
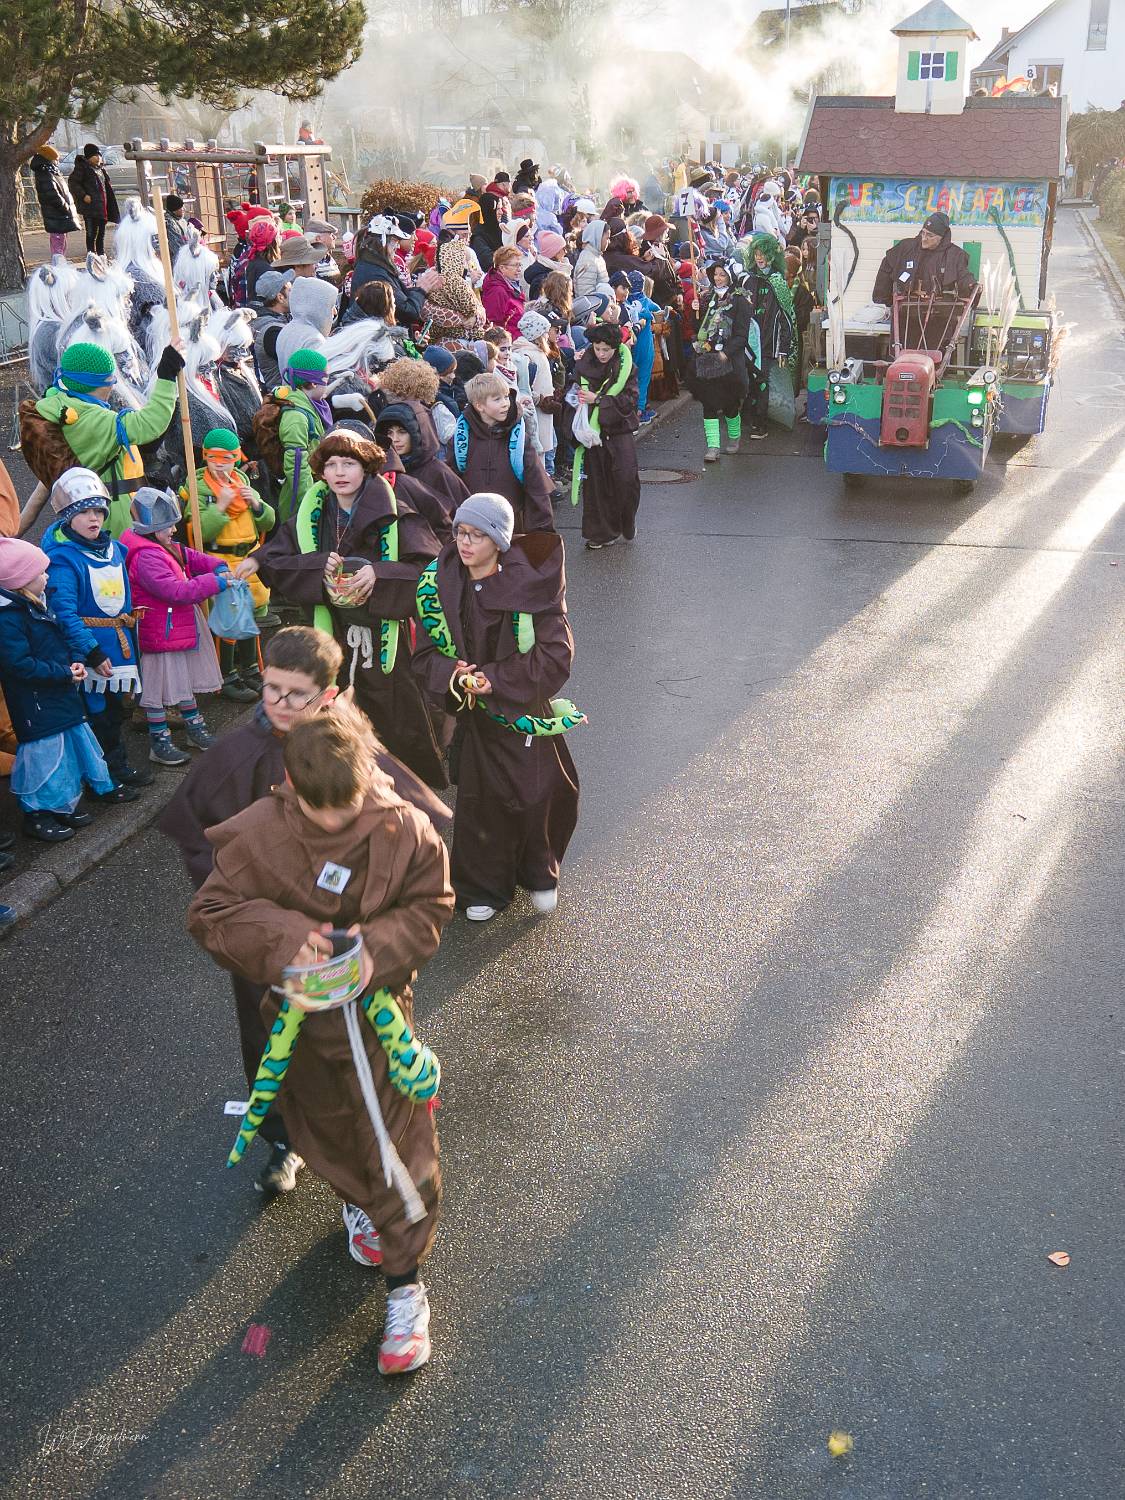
[570,342,634,507]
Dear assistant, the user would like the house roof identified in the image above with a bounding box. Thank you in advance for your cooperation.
[975,1,1062,71]
[891,2,977,37]
[795,93,1066,180]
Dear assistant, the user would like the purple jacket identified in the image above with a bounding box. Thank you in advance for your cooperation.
[122,530,224,653]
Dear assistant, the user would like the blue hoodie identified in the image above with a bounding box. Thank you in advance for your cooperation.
[0,587,88,743]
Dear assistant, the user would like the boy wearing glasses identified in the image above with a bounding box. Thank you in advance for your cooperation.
[161,626,449,1195]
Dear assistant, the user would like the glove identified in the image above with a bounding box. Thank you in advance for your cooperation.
[155,344,185,380]
[216,570,231,591]
[331,392,368,413]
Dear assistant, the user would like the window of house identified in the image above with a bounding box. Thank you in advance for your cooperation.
[1028,61,1064,93]
[907,50,959,82]
[1088,0,1109,50]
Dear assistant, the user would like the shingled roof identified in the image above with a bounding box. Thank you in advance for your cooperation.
[795,94,1065,181]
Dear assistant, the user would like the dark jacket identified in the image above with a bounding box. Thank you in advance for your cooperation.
[30,155,79,234]
[0,586,88,743]
[457,396,555,534]
[160,706,451,889]
[351,256,426,326]
[872,228,975,305]
[68,156,120,224]
[374,400,469,541]
[639,245,680,306]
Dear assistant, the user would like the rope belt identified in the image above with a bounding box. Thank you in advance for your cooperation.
[82,613,136,658]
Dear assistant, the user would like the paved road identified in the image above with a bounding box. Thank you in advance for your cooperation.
[2,210,1122,1499]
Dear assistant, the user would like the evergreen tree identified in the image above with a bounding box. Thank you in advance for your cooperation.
[0,0,365,289]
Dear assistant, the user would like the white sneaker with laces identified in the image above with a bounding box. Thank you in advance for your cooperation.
[378,1282,431,1375]
[529,888,558,915]
[342,1202,383,1266]
[465,904,497,922]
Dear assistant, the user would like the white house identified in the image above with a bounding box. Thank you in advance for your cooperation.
[971,0,1125,111]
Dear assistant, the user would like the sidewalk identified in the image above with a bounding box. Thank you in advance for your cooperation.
[1075,206,1125,307]
[0,393,692,927]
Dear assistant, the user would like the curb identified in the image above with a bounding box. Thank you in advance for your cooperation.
[1076,208,1125,308]
[1,765,187,926]
[637,391,692,438]
[0,389,694,931]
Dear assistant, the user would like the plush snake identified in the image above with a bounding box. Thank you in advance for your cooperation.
[228,989,440,1167]
[415,558,586,737]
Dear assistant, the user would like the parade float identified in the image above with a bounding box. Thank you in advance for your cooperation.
[797,1,1067,489]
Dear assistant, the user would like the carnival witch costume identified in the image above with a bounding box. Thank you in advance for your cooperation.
[570,324,641,548]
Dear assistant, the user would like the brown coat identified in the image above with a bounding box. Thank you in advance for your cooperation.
[412,533,579,910]
[254,472,449,788]
[459,394,555,534]
[187,777,455,1274]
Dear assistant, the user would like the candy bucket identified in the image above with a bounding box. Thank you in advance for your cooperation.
[325,556,369,609]
[281,929,365,1010]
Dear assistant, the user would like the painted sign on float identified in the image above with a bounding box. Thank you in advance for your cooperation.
[829,178,1048,227]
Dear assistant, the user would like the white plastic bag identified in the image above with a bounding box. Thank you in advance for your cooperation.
[572,400,601,449]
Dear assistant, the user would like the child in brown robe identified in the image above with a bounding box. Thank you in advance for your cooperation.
[188,711,454,1376]
[453,373,556,534]
[412,492,580,921]
[240,428,449,788]
[571,322,641,549]
[160,625,449,1195]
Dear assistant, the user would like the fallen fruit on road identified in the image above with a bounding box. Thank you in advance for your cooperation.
[827,1430,854,1457]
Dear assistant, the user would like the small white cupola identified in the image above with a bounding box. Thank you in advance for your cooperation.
[892,1,978,116]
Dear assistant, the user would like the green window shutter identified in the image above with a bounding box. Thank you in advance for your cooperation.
[907,50,920,80]
[946,49,958,80]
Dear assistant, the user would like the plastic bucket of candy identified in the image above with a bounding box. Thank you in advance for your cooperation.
[281,929,365,1010]
[325,556,369,609]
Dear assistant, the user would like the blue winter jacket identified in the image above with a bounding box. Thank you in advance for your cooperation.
[44,524,136,663]
[0,587,87,743]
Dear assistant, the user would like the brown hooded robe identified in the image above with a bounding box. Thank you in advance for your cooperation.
[412,531,579,911]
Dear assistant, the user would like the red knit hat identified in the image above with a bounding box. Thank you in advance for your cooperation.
[248,218,278,249]
[225,205,251,238]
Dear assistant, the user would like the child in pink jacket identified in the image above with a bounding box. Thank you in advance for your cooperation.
[122,487,231,766]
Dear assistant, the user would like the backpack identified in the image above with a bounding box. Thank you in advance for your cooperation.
[252,391,320,480]
[19,398,79,485]
[452,413,525,483]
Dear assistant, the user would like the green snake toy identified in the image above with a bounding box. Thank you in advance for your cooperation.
[227,989,440,1167]
[295,477,400,673]
[415,559,586,738]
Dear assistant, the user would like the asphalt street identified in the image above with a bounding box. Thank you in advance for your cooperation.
[1,208,1122,1499]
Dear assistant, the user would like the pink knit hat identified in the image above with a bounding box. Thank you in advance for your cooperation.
[537,230,566,260]
[0,537,50,591]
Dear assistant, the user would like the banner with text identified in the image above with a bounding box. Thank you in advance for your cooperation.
[829,178,1048,228]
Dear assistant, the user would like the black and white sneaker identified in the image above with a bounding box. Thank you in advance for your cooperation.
[256,1144,305,1195]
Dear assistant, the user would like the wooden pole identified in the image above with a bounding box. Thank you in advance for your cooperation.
[151,184,203,554]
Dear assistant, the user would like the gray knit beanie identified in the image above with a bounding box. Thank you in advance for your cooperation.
[453,492,515,552]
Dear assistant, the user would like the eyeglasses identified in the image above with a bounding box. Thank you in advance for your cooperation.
[262,683,326,710]
[453,525,489,544]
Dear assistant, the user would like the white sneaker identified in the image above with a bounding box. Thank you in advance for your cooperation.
[342,1202,383,1266]
[378,1282,431,1376]
[529,888,558,915]
[465,904,498,922]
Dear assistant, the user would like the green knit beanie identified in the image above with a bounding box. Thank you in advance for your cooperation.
[202,426,241,452]
[58,341,117,393]
[285,348,328,387]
